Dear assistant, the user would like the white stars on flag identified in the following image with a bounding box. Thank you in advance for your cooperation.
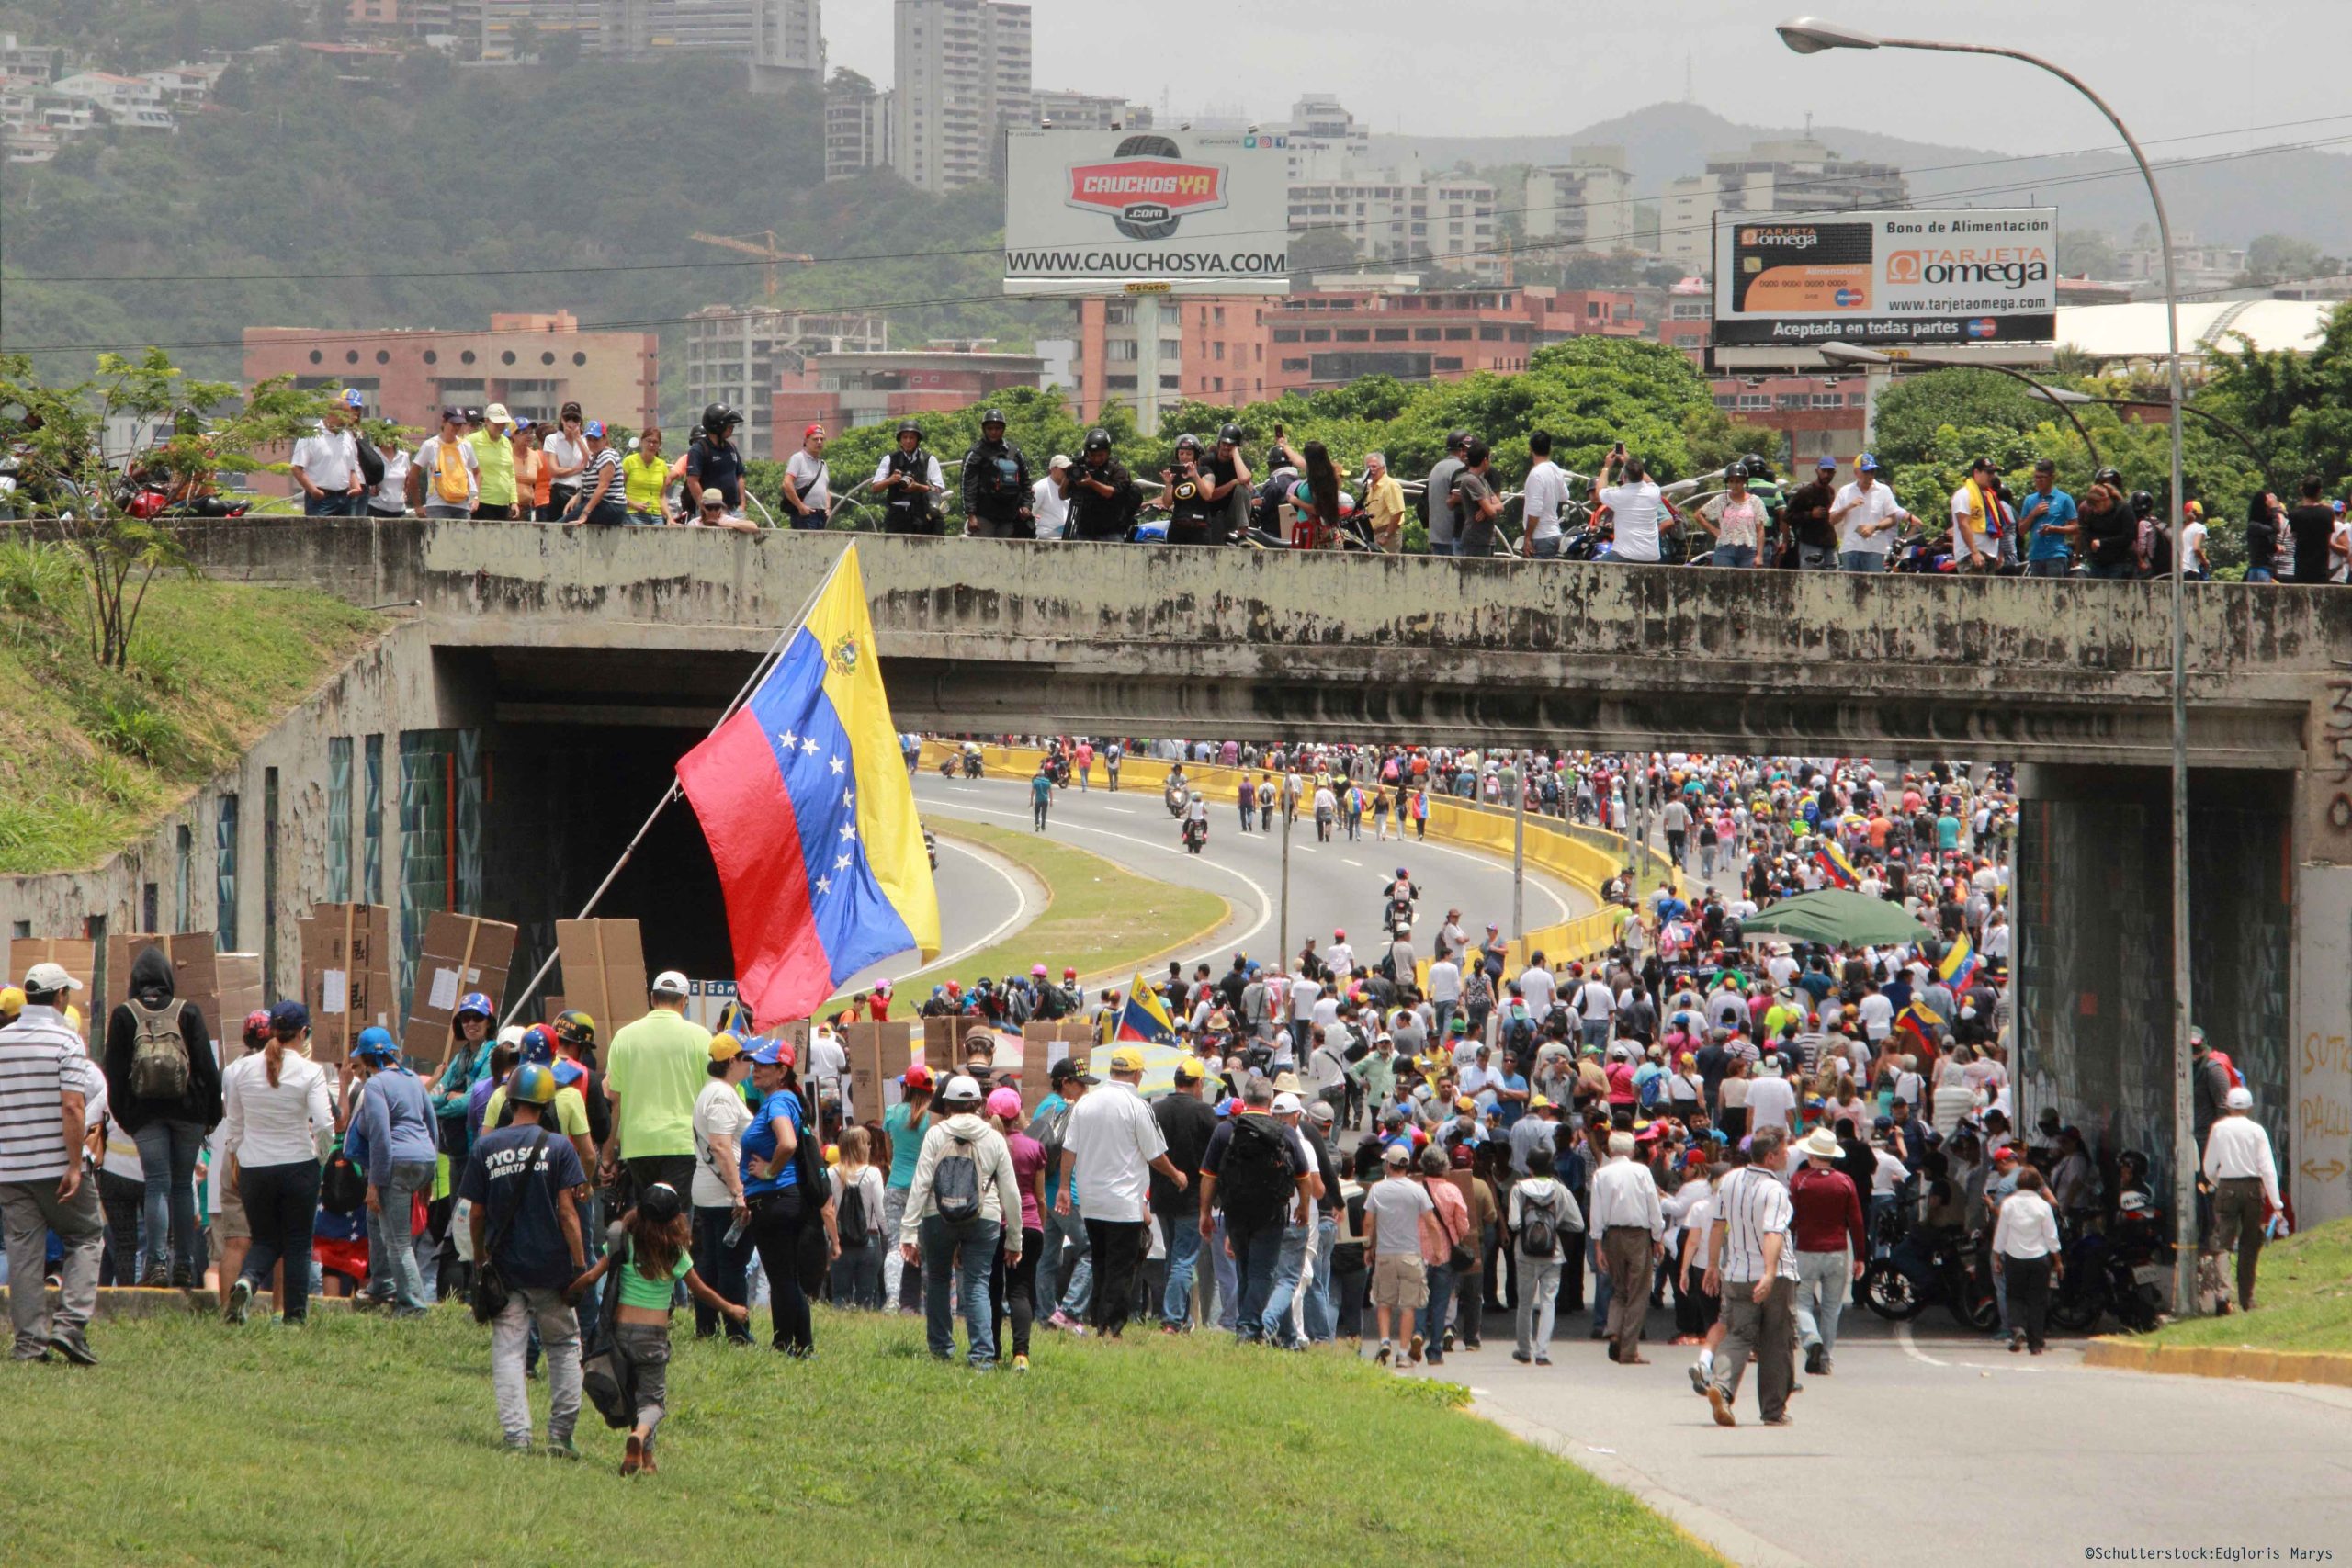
[829,755,845,775]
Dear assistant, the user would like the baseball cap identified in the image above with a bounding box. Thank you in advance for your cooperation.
[1109,1044,1146,1074]
[353,1025,399,1062]
[440,406,466,424]
[269,998,310,1034]
[1271,1091,1304,1115]
[2225,1086,2254,1111]
[483,402,512,427]
[709,1033,745,1063]
[942,1073,984,1104]
[1050,1057,1100,1086]
[700,491,726,509]
[651,970,690,998]
[22,961,81,993]
[904,1063,936,1093]
[339,388,366,409]
[1048,454,1071,471]
[1306,1100,1335,1124]
[637,1181,684,1223]
[1815,455,1838,469]
[1383,1143,1412,1165]
[747,1039,796,1067]
[804,423,827,440]
[583,419,607,439]
[1856,453,1880,472]
[1176,1054,1205,1080]
[986,1086,1023,1119]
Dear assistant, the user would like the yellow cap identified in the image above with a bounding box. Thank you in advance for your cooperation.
[1177,1055,1205,1080]
[1109,1044,1146,1074]
[0,987,23,1021]
[1529,1093,1553,1111]
[709,1032,744,1063]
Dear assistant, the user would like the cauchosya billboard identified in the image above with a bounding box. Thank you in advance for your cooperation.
[1004,129,1291,295]
[1712,209,2057,347]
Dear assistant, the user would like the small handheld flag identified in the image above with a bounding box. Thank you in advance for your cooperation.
[1114,971,1178,1045]
[1936,932,1982,993]
[1812,839,1859,890]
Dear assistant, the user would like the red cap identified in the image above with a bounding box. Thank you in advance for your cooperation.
[804,423,826,439]
[904,1063,936,1092]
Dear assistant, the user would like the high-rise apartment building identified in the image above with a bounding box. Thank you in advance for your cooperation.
[1031,87,1148,131]
[891,0,1031,194]
[1524,146,1636,254]
[825,75,893,180]
[684,304,891,456]
[452,0,821,82]
[1660,137,1907,265]
[1288,159,1501,281]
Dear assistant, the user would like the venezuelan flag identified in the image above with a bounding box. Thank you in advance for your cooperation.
[676,545,939,1024]
[1893,997,1943,1057]
[1114,971,1178,1045]
[1936,931,1982,992]
[1812,839,1859,890]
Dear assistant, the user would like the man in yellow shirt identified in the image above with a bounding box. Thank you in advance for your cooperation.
[469,403,519,520]
[1363,451,1406,554]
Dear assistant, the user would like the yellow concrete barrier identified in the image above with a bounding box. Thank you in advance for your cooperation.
[2087,1337,2352,1389]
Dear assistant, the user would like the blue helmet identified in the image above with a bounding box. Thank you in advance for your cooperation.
[454,991,494,1022]
[518,1024,557,1066]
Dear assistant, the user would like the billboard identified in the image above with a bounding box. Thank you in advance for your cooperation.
[1004,129,1291,296]
[1711,209,2057,351]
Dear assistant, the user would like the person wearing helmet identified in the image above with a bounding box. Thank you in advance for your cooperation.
[458,1057,593,1455]
[870,421,945,535]
[1069,429,1136,542]
[430,989,500,1157]
[349,1025,438,1316]
[899,1073,1022,1366]
[959,407,1035,539]
[1158,433,1221,546]
[1696,461,1768,570]
[2077,466,2137,580]
[1203,423,1254,541]
[684,402,746,517]
[1327,928,1355,976]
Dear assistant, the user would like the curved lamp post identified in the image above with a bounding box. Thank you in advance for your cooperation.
[1816,341,2105,465]
[1782,18,2198,1316]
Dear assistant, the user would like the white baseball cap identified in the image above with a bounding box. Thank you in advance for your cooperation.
[2224,1086,2254,1111]
[22,962,81,993]
[1271,1091,1303,1115]
[651,970,691,997]
[944,1074,984,1104]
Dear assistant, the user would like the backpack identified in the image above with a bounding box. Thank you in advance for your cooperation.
[1638,1067,1665,1112]
[977,446,1025,502]
[352,429,385,487]
[933,1133,984,1224]
[1519,1185,1561,1258]
[430,439,471,504]
[1217,1114,1295,1228]
[127,998,190,1101]
[836,1170,871,1247]
[319,1142,368,1214]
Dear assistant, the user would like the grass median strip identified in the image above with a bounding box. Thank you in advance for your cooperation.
[0,1308,1721,1567]
[2129,1216,2352,1355]
[914,818,1227,992]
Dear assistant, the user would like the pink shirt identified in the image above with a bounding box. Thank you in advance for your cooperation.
[1006,1131,1046,1232]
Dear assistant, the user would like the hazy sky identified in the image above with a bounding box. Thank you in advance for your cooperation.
[832,0,2345,158]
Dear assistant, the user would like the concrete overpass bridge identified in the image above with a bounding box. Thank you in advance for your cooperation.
[179,519,2352,1223]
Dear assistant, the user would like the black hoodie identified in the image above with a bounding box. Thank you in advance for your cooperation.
[101,946,222,1133]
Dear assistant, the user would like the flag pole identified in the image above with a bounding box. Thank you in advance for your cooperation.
[500,540,861,1027]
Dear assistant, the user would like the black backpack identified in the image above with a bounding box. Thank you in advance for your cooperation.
[836,1171,870,1247]
[1519,1184,1561,1258]
[1217,1115,1295,1228]
[353,429,385,488]
[933,1133,983,1223]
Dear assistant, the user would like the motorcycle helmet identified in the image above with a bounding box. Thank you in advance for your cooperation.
[702,402,743,437]
[1083,429,1113,454]
[453,991,494,1024]
[2117,1190,2155,1215]
[1333,928,1346,942]
[1740,453,1775,483]
[896,420,923,441]
[2094,466,2124,489]
[1189,791,1203,803]
[1725,461,1748,482]
[979,407,1006,428]
[2129,488,2154,519]
[1219,423,1245,446]
[1173,433,1201,454]
[552,1010,596,1049]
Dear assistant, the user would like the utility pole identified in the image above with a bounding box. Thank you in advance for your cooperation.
[1511,752,1527,947]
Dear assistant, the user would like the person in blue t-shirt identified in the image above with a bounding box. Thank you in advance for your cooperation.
[2018,458,2077,578]
[737,1040,822,1357]
[1030,765,1053,832]
[459,1064,589,1455]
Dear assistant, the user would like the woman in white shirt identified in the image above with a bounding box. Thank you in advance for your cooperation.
[690,1040,756,1343]
[1990,1166,2062,1354]
[220,1003,334,1324]
[1696,466,1770,568]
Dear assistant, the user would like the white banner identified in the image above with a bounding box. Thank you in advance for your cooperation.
[1004,128,1291,296]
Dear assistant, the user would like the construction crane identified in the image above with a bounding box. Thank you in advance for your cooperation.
[688,229,817,299]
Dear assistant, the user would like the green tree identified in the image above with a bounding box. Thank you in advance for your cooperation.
[2205,300,2352,498]
[2057,229,2120,276]
[0,349,334,670]
[2241,233,2324,286]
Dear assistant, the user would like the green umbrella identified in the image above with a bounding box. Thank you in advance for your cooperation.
[1736,889,1935,948]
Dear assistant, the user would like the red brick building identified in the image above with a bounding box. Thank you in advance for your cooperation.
[769,350,1046,441]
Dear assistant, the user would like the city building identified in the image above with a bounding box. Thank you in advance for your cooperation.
[770,348,1046,437]
[683,304,891,456]
[1031,87,1149,131]
[48,71,175,131]
[0,31,67,85]
[1659,137,1908,265]
[1288,159,1501,281]
[824,73,892,180]
[138,62,228,108]
[1709,373,1869,466]
[2113,234,2251,296]
[891,0,1031,195]
[1282,92,1369,180]
[1523,147,1637,254]
[242,311,657,479]
[445,0,822,81]
[1657,275,1712,358]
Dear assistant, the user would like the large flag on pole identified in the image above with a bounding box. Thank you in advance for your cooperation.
[1113,972,1178,1044]
[676,545,939,1025]
[1811,838,1859,890]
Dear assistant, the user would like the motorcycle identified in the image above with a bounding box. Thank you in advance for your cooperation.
[1182,816,1208,855]
[2049,1192,2174,1334]
[1164,780,1190,818]
[960,750,983,780]
[1862,1224,2000,1332]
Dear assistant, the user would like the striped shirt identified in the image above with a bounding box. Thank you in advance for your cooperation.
[0,1006,85,1182]
[1713,1163,1799,1282]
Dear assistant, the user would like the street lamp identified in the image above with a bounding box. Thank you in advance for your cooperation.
[1784,18,2197,1316]
[1816,341,2106,465]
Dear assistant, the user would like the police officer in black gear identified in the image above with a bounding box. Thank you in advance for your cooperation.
[1068,429,1135,541]
[875,421,944,536]
[1158,434,1218,546]
[687,402,746,513]
[958,408,1034,539]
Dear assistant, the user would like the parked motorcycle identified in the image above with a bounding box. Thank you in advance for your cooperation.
[1862,1224,2000,1332]
[960,749,983,780]
[2049,1192,2174,1334]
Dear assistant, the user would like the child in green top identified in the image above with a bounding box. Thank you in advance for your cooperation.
[567,1182,745,1476]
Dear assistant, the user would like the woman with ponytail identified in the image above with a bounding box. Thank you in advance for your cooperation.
[219,1000,334,1325]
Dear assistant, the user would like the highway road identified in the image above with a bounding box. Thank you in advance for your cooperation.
[831,771,1596,999]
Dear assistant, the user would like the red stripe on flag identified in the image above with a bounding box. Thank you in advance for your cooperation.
[676,707,833,1025]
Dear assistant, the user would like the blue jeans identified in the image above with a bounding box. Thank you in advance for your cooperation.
[1798,543,1836,570]
[1212,1213,1240,1328]
[365,1158,435,1312]
[303,490,361,516]
[2025,557,2071,579]
[1419,1263,1459,1361]
[1793,1247,1851,1357]
[2083,559,2135,581]
[1529,536,1561,559]
[1262,1220,1314,1347]
[1041,1201,1091,1319]
[1225,1214,1285,1342]
[626,510,665,527]
[2246,567,2276,583]
[1304,1213,1339,1342]
[132,1119,205,1280]
[1712,543,1756,568]
[1838,550,1886,573]
[1160,1215,1204,1325]
[919,1213,1001,1366]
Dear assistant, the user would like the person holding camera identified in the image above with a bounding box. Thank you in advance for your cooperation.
[1591,443,1666,564]
[871,422,946,536]
[1158,434,1221,546]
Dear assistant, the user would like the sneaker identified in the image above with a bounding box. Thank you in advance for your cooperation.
[1442,1330,1457,1353]
[1511,1350,1532,1364]
[48,1328,96,1367]
[139,1266,170,1290]
[1425,1354,1444,1366]
[1708,1385,1737,1428]
[1407,1333,1425,1365]
[544,1438,582,1461]
[1534,1356,1553,1367]
[1818,1355,1833,1376]
[1012,1354,1030,1373]
[225,1277,254,1325]
[1374,1341,1392,1366]
[2009,1330,2025,1354]
[1804,1344,1825,1376]
[1689,1361,1711,1397]
[503,1435,533,1455]
[620,1434,645,1478]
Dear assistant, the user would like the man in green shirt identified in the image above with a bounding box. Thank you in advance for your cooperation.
[602,969,710,1200]
[469,403,520,520]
